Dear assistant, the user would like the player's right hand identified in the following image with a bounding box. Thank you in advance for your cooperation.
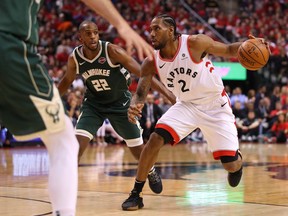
[128,103,144,124]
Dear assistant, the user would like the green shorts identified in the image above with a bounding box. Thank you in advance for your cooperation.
[0,32,66,139]
[76,96,142,145]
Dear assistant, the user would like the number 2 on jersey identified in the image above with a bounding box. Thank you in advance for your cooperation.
[92,79,111,91]
[178,80,189,92]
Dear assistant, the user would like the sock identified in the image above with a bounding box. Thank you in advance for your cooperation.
[133,179,145,194]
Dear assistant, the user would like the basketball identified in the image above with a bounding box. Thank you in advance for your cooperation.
[237,39,270,71]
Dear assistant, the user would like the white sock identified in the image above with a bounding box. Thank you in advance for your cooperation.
[41,116,79,216]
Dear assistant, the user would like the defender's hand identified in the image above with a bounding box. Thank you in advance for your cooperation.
[128,103,144,124]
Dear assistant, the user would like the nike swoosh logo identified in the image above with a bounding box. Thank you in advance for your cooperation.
[123,100,129,106]
[221,102,227,107]
[159,63,166,69]
[79,61,85,65]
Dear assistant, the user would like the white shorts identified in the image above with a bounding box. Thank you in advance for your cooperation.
[156,92,239,160]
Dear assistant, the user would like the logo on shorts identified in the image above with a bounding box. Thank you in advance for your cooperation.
[221,102,227,107]
[123,100,129,106]
[46,103,60,123]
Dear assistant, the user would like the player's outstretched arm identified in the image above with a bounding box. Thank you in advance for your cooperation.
[108,44,176,105]
[81,0,154,61]
[57,54,77,96]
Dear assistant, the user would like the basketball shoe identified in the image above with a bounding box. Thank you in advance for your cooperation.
[147,168,163,194]
[228,150,243,187]
[122,190,144,211]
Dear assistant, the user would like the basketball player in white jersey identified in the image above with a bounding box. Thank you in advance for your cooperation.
[122,14,269,210]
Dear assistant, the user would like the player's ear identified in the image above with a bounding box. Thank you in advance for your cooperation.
[78,33,82,42]
[169,26,174,36]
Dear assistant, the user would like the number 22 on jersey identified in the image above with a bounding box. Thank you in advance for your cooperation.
[91,79,111,91]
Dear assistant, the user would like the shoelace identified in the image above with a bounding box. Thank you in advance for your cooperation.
[148,171,160,183]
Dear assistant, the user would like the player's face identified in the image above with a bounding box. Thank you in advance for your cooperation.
[149,18,171,50]
[79,23,99,51]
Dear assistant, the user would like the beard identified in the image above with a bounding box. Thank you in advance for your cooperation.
[153,42,165,50]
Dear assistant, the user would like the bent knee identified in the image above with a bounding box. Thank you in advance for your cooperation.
[146,132,165,148]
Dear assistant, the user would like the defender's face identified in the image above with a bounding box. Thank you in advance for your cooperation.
[79,23,99,51]
[149,18,171,50]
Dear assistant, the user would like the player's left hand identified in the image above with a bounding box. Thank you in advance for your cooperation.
[248,34,271,54]
[128,103,144,124]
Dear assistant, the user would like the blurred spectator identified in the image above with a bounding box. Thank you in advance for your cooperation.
[254,85,267,109]
[230,87,248,109]
[269,85,281,111]
[237,110,260,142]
[255,97,270,120]
[263,113,288,143]
[232,101,246,124]
[140,93,163,142]
[65,91,81,126]
[158,95,173,114]
[268,101,286,127]
[247,89,256,104]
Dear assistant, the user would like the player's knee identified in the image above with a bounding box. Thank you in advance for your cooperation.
[154,128,173,144]
[143,132,164,153]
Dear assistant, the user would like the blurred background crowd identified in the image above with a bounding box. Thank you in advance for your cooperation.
[1,0,288,147]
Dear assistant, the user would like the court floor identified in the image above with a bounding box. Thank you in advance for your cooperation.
[0,142,288,215]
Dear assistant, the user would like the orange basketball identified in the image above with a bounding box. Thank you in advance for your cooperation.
[237,39,270,71]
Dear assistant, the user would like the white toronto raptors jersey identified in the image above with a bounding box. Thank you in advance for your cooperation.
[154,34,224,104]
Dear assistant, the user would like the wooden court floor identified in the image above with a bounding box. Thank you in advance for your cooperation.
[0,142,288,216]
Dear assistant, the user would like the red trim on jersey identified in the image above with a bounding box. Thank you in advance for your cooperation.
[221,88,231,107]
[155,123,180,145]
[205,61,211,67]
[158,36,182,62]
[209,67,214,73]
[187,35,203,64]
[213,150,237,160]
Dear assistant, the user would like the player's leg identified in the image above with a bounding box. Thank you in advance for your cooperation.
[41,115,79,216]
[76,135,91,162]
[75,102,104,162]
[0,34,79,216]
[199,94,243,187]
[108,113,162,195]
[122,102,196,210]
[220,150,243,187]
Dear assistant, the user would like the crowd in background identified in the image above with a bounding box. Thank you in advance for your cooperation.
[1,0,288,147]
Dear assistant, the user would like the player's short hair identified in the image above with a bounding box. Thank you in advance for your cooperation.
[78,20,97,31]
[155,14,181,38]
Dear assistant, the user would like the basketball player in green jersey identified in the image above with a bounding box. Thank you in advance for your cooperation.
[0,0,161,215]
[58,20,176,194]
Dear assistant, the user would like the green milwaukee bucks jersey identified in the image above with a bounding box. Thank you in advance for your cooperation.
[0,0,42,45]
[73,41,131,105]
